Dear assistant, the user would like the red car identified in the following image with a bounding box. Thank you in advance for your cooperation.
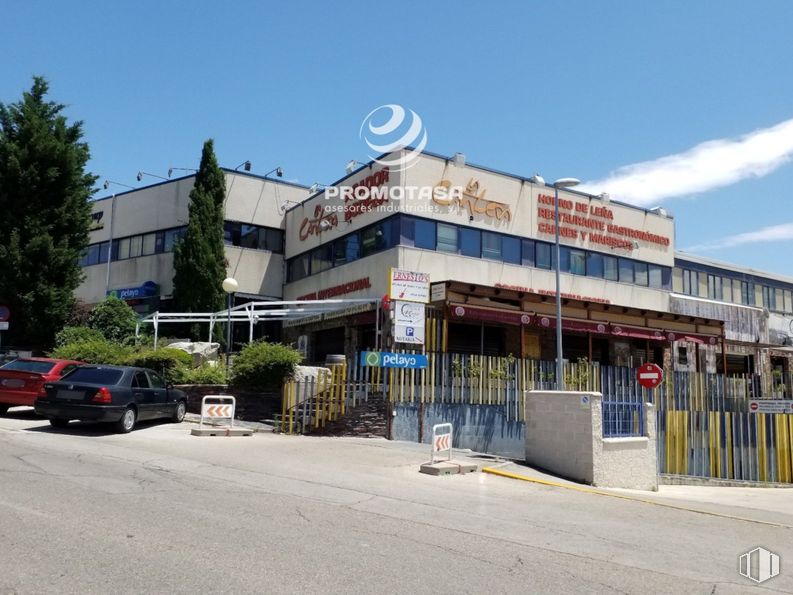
[0,358,83,413]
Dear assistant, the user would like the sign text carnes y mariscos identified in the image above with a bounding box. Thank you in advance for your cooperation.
[432,178,511,222]
[300,168,390,240]
[493,283,611,305]
[296,277,371,301]
[536,193,670,251]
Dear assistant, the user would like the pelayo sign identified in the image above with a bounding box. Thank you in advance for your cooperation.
[360,351,428,369]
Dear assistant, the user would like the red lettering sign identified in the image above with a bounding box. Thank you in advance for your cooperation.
[296,278,371,301]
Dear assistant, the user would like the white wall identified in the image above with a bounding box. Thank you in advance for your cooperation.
[525,391,657,491]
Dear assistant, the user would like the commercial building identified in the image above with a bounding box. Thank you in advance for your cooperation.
[77,150,793,390]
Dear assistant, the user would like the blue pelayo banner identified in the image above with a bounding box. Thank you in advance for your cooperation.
[360,351,428,369]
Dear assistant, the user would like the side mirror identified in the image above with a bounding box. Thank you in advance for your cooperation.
[166,383,173,390]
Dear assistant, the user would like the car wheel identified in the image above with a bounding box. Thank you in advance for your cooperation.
[49,418,70,428]
[171,400,186,423]
[115,407,137,434]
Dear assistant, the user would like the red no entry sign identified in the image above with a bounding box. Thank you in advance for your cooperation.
[637,363,663,389]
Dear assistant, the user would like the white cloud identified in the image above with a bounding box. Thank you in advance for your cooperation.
[684,222,793,252]
[579,117,793,206]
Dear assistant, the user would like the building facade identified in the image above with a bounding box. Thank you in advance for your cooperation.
[76,151,793,391]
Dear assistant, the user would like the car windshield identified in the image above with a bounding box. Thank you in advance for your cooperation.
[0,359,56,374]
[61,368,123,385]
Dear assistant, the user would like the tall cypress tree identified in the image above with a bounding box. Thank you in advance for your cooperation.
[0,77,95,348]
[172,139,227,317]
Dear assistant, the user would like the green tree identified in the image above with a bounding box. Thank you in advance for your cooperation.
[171,139,227,320]
[0,77,96,348]
[87,295,138,343]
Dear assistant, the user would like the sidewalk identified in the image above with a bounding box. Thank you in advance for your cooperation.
[482,460,793,528]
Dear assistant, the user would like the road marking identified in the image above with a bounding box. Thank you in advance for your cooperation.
[481,467,793,529]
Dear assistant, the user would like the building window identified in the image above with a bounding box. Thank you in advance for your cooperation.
[361,221,392,257]
[682,269,698,296]
[603,255,618,281]
[482,232,501,260]
[436,223,458,253]
[239,224,260,249]
[333,234,360,266]
[587,253,603,278]
[521,240,535,267]
[619,258,634,284]
[741,281,754,305]
[460,228,481,257]
[164,227,185,252]
[310,244,333,274]
[648,265,663,289]
[569,249,586,276]
[708,274,723,301]
[502,236,521,264]
[536,242,551,269]
[634,262,649,286]
[141,233,156,256]
[117,237,130,260]
[763,285,776,310]
[414,219,436,250]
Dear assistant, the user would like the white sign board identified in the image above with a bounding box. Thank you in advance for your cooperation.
[389,268,430,303]
[430,283,446,302]
[0,322,8,331]
[394,301,425,344]
[749,400,793,414]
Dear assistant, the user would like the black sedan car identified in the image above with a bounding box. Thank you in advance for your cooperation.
[35,365,188,433]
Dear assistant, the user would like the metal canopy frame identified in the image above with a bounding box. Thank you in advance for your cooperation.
[135,298,381,349]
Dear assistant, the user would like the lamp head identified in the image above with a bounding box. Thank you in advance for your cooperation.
[452,152,465,167]
[244,160,252,171]
[309,183,320,194]
[136,172,143,182]
[529,174,545,186]
[346,160,357,174]
[103,180,110,190]
[276,167,283,178]
[167,168,174,178]
[553,177,581,189]
[222,277,239,294]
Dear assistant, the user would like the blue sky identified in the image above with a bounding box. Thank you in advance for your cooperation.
[4,1,793,275]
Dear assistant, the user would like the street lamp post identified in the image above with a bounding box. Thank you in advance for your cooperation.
[552,178,580,390]
[222,277,239,377]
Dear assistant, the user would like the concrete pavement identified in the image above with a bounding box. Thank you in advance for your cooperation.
[0,407,791,594]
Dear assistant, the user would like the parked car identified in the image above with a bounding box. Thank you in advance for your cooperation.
[35,365,188,433]
[0,358,83,414]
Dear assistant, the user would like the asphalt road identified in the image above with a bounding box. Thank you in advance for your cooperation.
[0,410,791,595]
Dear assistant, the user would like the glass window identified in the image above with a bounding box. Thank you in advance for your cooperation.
[85,244,100,266]
[436,223,458,253]
[117,237,130,260]
[399,216,415,246]
[129,235,142,258]
[634,262,649,286]
[164,228,183,252]
[682,269,698,296]
[361,221,392,257]
[62,368,123,384]
[265,229,283,253]
[722,277,733,302]
[741,281,754,305]
[0,359,56,374]
[660,267,671,290]
[558,246,571,273]
[569,249,586,275]
[147,371,165,389]
[587,253,604,278]
[291,253,311,281]
[648,265,663,289]
[708,274,723,301]
[97,242,109,264]
[132,371,150,389]
[482,232,501,260]
[310,244,333,274]
[240,224,260,248]
[536,242,552,269]
[502,236,521,264]
[762,285,776,310]
[785,290,793,314]
[603,255,618,281]
[224,222,241,245]
[521,240,534,267]
[414,219,436,250]
[142,233,156,256]
[460,228,481,257]
[619,258,634,283]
